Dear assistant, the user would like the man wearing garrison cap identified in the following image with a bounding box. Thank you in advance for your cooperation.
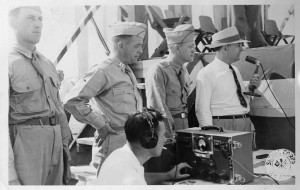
[195,26,261,133]
[8,6,71,185]
[145,24,196,137]
[65,22,187,184]
[65,21,144,174]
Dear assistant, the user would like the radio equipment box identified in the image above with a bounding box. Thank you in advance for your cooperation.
[176,127,254,184]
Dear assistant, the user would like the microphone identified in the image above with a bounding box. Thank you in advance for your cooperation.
[243,56,261,97]
[245,56,260,65]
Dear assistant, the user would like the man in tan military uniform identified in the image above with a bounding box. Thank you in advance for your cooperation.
[65,22,188,184]
[64,22,145,174]
[8,6,71,185]
[145,24,196,137]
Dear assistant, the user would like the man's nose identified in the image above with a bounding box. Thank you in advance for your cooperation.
[34,19,42,28]
[138,46,143,54]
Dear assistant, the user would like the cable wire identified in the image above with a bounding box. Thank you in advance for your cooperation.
[259,64,295,129]
[254,173,280,185]
[231,158,279,185]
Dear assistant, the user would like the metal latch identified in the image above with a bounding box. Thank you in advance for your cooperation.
[234,174,245,183]
[232,141,242,149]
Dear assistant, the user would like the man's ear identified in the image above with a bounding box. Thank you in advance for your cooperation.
[117,41,124,52]
[223,45,228,54]
[174,44,180,52]
[219,45,227,56]
[223,45,228,51]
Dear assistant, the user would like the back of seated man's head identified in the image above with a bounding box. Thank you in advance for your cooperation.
[125,108,163,149]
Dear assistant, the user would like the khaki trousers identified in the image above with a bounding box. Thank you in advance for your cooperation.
[9,124,64,185]
[212,117,252,132]
[212,117,255,149]
[174,117,189,131]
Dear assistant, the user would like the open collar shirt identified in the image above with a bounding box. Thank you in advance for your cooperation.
[64,58,142,130]
[195,57,250,126]
[94,143,147,185]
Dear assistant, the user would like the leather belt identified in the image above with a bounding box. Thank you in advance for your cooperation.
[212,114,250,119]
[15,116,60,126]
[173,112,188,119]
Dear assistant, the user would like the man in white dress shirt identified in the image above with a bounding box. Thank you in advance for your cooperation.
[195,26,261,131]
[94,108,191,185]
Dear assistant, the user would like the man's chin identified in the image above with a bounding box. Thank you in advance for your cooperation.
[152,151,163,158]
[131,59,138,64]
[32,38,41,44]
[157,151,163,157]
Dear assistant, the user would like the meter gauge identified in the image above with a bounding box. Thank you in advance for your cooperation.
[197,137,208,152]
[193,135,212,155]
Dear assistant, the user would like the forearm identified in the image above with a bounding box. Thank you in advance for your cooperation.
[195,96,213,126]
[65,99,106,130]
[59,111,72,147]
[195,77,213,126]
[148,99,174,137]
[9,136,21,185]
[144,172,172,185]
[163,118,174,138]
[145,162,191,184]
[63,68,109,130]
[196,108,213,126]
[145,76,174,132]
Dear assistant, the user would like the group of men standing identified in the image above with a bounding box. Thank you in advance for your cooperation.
[8,6,261,185]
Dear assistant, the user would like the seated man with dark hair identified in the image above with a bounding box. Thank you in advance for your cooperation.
[94,108,191,185]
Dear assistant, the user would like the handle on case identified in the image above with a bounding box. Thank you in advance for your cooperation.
[200,126,224,133]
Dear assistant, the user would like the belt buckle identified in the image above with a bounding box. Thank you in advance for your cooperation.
[181,113,187,119]
[49,117,56,126]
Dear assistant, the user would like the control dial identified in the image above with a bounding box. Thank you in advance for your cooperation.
[195,136,208,152]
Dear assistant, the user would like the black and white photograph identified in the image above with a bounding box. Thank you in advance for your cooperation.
[0,0,298,189]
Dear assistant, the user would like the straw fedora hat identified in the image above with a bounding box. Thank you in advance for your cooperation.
[205,26,249,49]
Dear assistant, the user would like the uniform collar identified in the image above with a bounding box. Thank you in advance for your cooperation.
[13,43,36,59]
[109,57,127,72]
[118,62,127,72]
[167,57,183,74]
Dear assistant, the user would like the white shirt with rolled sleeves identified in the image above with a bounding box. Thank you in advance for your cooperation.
[195,58,250,126]
[92,143,147,185]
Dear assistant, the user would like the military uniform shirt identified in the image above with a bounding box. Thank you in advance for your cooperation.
[145,58,190,133]
[9,44,64,124]
[64,58,142,130]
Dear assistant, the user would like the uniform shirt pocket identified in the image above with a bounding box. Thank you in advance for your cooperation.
[49,75,60,89]
[10,78,44,113]
[112,86,135,114]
